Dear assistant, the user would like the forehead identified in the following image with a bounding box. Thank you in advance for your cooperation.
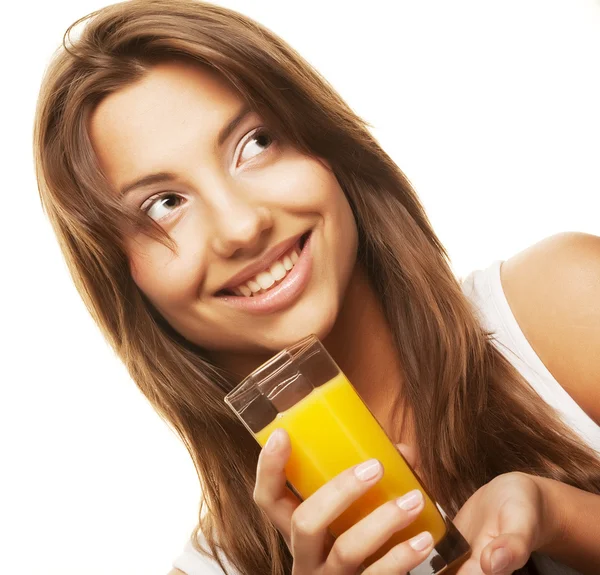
[89,61,243,190]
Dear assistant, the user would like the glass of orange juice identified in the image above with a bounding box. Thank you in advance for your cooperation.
[225,335,470,573]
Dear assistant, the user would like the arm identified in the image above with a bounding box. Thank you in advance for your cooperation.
[537,475,600,574]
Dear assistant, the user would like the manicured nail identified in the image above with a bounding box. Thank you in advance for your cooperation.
[354,459,382,481]
[396,489,423,511]
[409,531,433,552]
[264,429,283,452]
[491,547,511,573]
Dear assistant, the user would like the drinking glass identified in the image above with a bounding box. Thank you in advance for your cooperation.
[225,335,470,573]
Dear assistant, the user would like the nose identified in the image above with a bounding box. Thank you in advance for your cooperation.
[210,186,273,259]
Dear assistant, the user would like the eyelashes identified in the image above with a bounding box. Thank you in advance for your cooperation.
[141,193,186,222]
[237,127,275,166]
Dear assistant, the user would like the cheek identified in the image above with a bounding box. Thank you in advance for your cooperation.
[127,235,208,311]
[257,154,340,210]
[278,155,358,272]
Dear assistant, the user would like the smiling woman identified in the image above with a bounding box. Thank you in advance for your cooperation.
[33,1,600,574]
[89,60,356,356]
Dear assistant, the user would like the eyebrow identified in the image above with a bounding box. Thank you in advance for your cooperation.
[119,104,253,196]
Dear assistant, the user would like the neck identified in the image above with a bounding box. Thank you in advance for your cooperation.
[323,263,410,444]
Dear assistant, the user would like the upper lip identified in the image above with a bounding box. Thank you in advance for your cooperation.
[217,233,304,293]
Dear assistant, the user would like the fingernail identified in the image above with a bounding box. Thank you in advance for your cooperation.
[396,489,423,511]
[491,548,511,573]
[409,531,433,552]
[354,459,382,481]
[264,429,283,452]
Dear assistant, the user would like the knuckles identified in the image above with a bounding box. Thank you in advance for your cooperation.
[328,539,359,568]
[291,507,322,539]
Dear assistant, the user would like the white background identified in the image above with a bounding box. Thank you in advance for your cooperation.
[1,1,599,573]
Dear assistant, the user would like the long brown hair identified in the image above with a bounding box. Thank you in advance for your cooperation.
[34,1,600,573]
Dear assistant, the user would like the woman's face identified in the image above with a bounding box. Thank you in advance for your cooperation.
[90,61,357,357]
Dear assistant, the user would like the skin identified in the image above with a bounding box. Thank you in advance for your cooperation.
[500,232,600,425]
[88,61,600,574]
[90,60,357,362]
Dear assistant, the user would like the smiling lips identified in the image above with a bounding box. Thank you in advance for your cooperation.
[229,244,301,296]
[217,233,307,298]
[215,231,313,314]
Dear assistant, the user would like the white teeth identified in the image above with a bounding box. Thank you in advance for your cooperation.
[256,271,275,290]
[229,239,306,297]
[247,280,261,293]
[270,262,286,281]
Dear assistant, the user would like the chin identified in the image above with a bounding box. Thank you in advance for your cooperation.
[258,300,340,352]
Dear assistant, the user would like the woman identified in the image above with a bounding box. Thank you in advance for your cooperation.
[34,1,600,574]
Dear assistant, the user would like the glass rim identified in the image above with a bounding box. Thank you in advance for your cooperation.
[224,333,319,408]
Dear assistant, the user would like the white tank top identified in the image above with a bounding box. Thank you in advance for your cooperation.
[172,260,599,574]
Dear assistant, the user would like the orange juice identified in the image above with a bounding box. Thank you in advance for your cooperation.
[256,373,446,563]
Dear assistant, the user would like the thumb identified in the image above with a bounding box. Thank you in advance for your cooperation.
[480,534,531,575]
[395,442,418,469]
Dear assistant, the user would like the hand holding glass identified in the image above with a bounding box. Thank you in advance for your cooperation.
[225,335,470,573]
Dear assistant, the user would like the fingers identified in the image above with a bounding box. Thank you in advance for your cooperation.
[480,534,531,575]
[253,429,299,541]
[291,458,385,572]
[362,530,435,575]
[255,430,432,574]
[325,489,426,574]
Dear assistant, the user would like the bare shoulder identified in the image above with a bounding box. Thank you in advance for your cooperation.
[501,232,600,424]
[167,569,187,575]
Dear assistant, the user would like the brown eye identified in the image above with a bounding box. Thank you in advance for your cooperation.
[142,193,185,222]
[239,129,274,164]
